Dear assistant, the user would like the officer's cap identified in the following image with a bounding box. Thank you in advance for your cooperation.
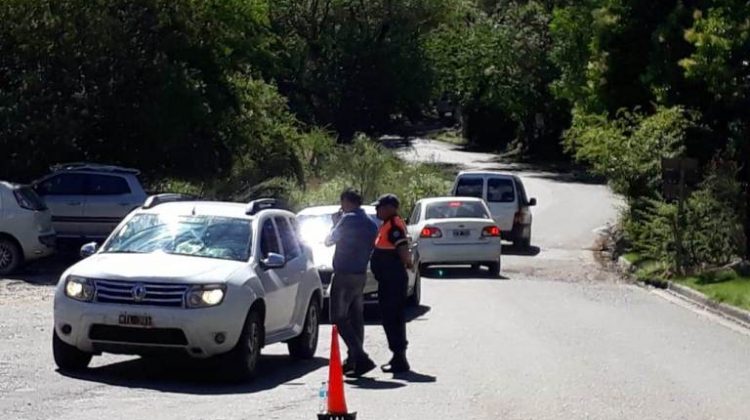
[372,193,400,209]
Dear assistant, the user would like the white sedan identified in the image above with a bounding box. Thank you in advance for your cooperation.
[406,197,502,276]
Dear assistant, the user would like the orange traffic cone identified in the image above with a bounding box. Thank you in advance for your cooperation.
[318,326,356,420]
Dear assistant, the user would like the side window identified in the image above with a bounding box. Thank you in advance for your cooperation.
[260,219,281,258]
[36,174,87,195]
[88,175,132,195]
[487,178,516,203]
[455,177,484,199]
[409,203,422,224]
[275,216,301,261]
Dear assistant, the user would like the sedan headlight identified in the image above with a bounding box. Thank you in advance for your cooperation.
[186,285,226,308]
[64,276,95,302]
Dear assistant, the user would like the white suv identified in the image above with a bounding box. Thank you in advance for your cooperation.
[52,196,323,381]
[0,182,56,275]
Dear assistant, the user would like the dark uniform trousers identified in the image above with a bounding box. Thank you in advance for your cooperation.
[371,250,409,353]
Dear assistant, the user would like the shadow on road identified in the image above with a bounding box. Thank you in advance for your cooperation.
[422,266,509,280]
[527,171,606,185]
[502,245,541,257]
[345,376,406,390]
[357,304,431,326]
[58,354,328,395]
[393,370,437,383]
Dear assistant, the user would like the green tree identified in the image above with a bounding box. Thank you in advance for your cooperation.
[0,0,301,184]
[269,0,451,139]
[427,0,565,156]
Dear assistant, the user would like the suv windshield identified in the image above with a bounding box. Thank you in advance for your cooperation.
[103,213,253,262]
[425,201,490,219]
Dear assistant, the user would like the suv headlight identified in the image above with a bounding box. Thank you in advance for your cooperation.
[64,276,95,302]
[186,284,226,308]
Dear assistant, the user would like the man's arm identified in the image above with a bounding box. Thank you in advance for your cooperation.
[388,223,413,270]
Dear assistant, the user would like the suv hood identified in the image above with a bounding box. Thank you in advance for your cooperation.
[68,253,245,284]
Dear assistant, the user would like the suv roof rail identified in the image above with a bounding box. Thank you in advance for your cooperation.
[50,162,141,175]
[246,198,279,215]
[143,193,198,209]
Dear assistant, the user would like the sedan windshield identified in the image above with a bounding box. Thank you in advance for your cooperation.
[425,201,490,219]
[103,214,253,262]
[297,212,379,243]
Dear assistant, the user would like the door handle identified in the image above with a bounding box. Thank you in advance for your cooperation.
[66,202,82,206]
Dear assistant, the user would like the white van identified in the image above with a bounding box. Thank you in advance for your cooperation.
[450,171,536,248]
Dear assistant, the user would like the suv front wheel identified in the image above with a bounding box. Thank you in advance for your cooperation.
[221,309,263,382]
[288,298,320,359]
[53,330,92,371]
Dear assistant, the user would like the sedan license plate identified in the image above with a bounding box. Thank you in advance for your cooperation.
[452,229,470,238]
[118,313,153,327]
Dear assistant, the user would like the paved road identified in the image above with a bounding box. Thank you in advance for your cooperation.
[2,140,749,419]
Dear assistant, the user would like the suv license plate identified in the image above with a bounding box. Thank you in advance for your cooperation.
[118,313,153,327]
[453,229,470,237]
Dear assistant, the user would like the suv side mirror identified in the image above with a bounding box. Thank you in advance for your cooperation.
[261,252,286,269]
[528,198,537,207]
[80,242,99,258]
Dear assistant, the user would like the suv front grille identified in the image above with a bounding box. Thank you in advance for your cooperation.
[89,324,188,345]
[94,279,188,308]
[318,270,333,285]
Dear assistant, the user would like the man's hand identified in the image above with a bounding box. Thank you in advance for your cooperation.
[331,209,343,225]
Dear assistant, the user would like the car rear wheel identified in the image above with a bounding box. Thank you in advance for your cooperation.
[487,262,501,277]
[288,298,320,359]
[52,330,92,371]
[0,238,22,276]
[221,309,263,382]
[408,269,421,307]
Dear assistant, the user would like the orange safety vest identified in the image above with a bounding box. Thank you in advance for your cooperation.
[374,216,408,250]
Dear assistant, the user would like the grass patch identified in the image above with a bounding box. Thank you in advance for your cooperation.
[675,270,750,311]
[622,252,643,265]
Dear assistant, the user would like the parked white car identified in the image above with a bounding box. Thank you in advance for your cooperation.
[296,205,421,307]
[407,197,502,276]
[451,171,536,248]
[52,196,323,381]
[33,163,148,239]
[0,182,56,275]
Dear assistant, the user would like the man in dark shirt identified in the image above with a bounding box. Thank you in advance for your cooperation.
[371,193,413,373]
[325,189,378,377]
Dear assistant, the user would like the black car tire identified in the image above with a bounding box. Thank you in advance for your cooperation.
[53,330,92,371]
[407,269,421,307]
[487,262,501,278]
[288,298,320,359]
[221,309,263,382]
[0,238,22,276]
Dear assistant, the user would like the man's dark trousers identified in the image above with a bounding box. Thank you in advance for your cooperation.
[330,273,367,363]
[371,254,408,353]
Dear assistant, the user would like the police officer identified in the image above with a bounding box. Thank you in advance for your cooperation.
[370,193,413,373]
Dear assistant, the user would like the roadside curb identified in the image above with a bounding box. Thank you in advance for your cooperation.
[618,257,750,327]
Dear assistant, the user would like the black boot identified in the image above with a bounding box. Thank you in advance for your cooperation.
[381,352,410,373]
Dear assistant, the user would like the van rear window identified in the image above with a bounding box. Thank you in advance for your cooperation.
[487,178,515,203]
[455,178,483,198]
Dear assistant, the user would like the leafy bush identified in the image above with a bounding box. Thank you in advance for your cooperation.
[624,158,746,273]
[286,137,452,216]
[565,106,697,201]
